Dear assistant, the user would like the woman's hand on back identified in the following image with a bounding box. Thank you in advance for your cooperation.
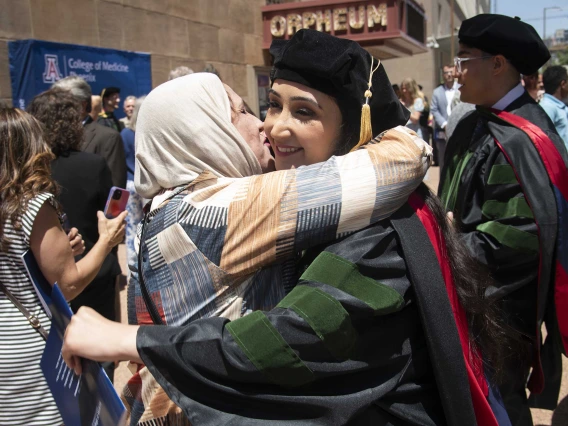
[96,210,127,250]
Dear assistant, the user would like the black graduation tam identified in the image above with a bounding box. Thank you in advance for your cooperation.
[458,14,550,75]
[270,29,409,144]
[100,86,120,99]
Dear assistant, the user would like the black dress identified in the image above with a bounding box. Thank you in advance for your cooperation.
[51,150,121,379]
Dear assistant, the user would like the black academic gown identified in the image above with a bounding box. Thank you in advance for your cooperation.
[136,195,479,426]
[439,92,568,418]
[97,110,124,132]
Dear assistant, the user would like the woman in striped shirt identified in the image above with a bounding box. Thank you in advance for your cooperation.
[0,108,126,425]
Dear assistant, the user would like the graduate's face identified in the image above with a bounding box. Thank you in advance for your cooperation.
[105,93,120,112]
[225,85,275,173]
[455,44,495,105]
[265,80,342,170]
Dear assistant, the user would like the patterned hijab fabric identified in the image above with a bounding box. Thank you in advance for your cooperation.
[134,73,262,198]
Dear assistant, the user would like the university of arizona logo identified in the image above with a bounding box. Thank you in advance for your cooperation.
[42,55,62,83]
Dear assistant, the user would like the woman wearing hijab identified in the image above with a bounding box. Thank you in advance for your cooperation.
[63,31,519,425]
[124,70,428,425]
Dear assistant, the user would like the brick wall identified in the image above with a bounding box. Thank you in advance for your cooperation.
[0,0,267,106]
[382,51,437,99]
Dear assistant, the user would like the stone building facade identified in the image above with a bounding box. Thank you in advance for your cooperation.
[0,0,488,110]
[381,0,489,97]
[0,0,267,107]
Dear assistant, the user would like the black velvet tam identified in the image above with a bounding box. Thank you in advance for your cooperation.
[269,29,409,137]
[458,14,550,75]
[100,86,120,99]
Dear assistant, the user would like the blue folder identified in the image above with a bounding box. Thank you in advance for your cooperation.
[22,250,53,318]
[23,251,126,426]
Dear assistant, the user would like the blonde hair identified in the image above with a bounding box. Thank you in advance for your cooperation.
[401,78,428,109]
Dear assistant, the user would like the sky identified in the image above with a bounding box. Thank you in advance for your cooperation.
[495,0,568,39]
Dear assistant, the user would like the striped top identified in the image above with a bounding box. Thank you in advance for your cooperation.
[0,193,62,425]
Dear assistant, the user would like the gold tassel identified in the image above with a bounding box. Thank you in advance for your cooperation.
[359,103,372,146]
[351,57,381,152]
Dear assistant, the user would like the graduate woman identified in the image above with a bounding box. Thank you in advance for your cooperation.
[121,63,429,425]
[63,30,520,425]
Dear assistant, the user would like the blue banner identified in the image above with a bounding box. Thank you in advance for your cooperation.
[8,39,151,118]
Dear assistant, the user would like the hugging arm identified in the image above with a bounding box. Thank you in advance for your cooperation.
[189,126,431,276]
[133,225,421,424]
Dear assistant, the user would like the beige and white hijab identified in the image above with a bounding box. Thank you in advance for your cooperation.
[134,72,262,199]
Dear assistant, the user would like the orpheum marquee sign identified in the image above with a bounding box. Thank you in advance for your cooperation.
[269,4,387,37]
[261,0,427,58]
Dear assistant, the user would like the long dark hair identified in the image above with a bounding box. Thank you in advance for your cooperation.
[418,184,529,382]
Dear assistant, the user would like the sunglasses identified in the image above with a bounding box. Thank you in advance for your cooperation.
[453,56,494,73]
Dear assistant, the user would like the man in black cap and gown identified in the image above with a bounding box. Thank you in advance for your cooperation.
[98,86,124,132]
[439,14,568,426]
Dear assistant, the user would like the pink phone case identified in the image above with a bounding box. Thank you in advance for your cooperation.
[104,187,130,219]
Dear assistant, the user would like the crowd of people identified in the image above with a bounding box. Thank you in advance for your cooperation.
[0,12,567,426]
[395,56,568,174]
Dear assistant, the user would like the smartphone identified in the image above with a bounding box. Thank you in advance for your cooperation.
[104,187,130,219]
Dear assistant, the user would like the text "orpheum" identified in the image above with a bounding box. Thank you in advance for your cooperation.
[270,4,388,37]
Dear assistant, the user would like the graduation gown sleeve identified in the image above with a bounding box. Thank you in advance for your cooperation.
[441,123,538,336]
[459,140,538,282]
[136,222,444,426]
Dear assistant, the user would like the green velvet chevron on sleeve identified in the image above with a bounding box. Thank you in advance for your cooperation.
[277,285,357,360]
[476,221,539,252]
[300,251,404,316]
[225,250,406,388]
[226,311,315,388]
[487,164,518,185]
[481,198,534,220]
